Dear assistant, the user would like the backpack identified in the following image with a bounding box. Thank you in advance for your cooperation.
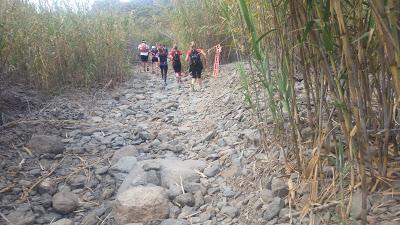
[159,52,168,66]
[190,49,201,66]
[172,51,180,64]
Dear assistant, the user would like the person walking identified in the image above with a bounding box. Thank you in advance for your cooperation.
[150,46,159,73]
[169,45,183,87]
[158,47,169,85]
[137,40,150,72]
[185,41,207,91]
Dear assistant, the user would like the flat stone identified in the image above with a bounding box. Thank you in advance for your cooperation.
[110,156,138,173]
[160,219,189,225]
[7,210,35,225]
[203,162,220,177]
[263,197,284,220]
[27,134,65,155]
[260,189,274,203]
[111,145,139,164]
[221,206,239,218]
[51,219,74,225]
[175,193,195,207]
[68,174,86,188]
[271,177,288,198]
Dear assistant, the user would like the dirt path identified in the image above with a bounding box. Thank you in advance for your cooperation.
[0,64,266,225]
[7,63,391,225]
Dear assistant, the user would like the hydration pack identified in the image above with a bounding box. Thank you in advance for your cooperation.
[172,51,180,63]
[190,49,201,66]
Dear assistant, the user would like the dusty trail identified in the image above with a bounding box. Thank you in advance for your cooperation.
[6,63,388,225]
[0,64,265,225]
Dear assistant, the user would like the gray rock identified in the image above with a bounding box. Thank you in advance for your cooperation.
[208,187,220,195]
[350,189,371,219]
[202,130,217,142]
[101,187,115,199]
[27,134,64,155]
[169,203,181,218]
[81,212,99,225]
[68,174,86,188]
[38,177,57,195]
[178,206,196,219]
[117,164,147,194]
[52,191,80,214]
[175,193,195,207]
[160,219,189,225]
[142,161,161,171]
[221,206,239,218]
[95,166,109,175]
[240,129,260,145]
[260,189,274,203]
[271,177,288,198]
[160,143,179,153]
[194,191,205,207]
[91,116,103,122]
[34,212,62,224]
[110,156,138,173]
[222,187,236,198]
[203,162,220,177]
[7,210,35,225]
[146,170,161,186]
[150,159,206,189]
[263,197,284,220]
[51,219,74,225]
[113,186,170,224]
[111,145,139,164]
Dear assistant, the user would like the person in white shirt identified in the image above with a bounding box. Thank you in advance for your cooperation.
[137,40,150,72]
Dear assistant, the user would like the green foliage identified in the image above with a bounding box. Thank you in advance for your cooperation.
[0,0,164,91]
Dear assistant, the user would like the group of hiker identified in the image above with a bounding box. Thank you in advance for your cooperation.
[137,40,207,91]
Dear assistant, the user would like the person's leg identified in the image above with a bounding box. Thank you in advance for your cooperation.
[198,70,203,89]
[140,56,145,72]
[164,66,168,84]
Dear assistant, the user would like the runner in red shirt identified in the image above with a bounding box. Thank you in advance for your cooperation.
[185,41,207,91]
[169,45,183,87]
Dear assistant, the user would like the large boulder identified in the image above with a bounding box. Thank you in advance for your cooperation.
[27,134,64,155]
[113,186,170,225]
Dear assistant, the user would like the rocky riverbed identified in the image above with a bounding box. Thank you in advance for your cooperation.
[1,64,398,225]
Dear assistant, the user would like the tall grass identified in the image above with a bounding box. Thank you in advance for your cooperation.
[171,0,400,224]
[0,0,154,91]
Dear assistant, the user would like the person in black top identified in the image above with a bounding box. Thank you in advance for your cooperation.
[158,47,169,85]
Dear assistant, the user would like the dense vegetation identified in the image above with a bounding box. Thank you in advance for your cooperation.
[1,0,399,224]
[170,1,400,224]
[0,0,170,91]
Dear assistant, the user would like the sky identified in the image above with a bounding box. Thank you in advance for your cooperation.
[28,0,132,8]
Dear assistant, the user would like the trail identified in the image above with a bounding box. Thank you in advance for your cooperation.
[5,63,389,225]
[0,64,265,225]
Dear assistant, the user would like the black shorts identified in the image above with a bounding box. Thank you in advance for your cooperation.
[173,62,182,73]
[191,69,202,79]
[152,57,158,63]
[140,55,149,62]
